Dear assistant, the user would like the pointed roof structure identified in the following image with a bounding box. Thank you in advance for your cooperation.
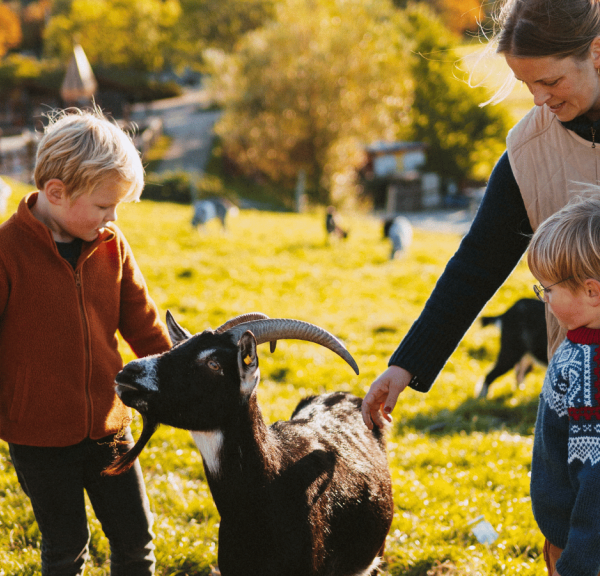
[61,44,97,104]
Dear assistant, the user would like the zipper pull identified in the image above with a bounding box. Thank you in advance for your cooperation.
[592,127,596,149]
[75,271,81,287]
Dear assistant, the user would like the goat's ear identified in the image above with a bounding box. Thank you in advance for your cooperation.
[166,310,192,345]
[238,331,259,394]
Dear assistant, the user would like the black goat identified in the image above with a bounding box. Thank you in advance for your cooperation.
[475,298,547,398]
[325,206,349,240]
[106,313,393,576]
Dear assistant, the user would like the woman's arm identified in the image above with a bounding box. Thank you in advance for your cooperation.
[363,151,532,427]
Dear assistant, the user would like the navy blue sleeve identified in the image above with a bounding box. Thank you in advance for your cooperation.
[389,151,532,392]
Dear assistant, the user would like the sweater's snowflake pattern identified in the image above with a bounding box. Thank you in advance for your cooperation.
[543,338,600,465]
[569,437,600,466]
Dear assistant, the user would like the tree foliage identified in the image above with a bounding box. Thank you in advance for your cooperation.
[393,0,487,36]
[401,3,512,186]
[170,0,275,68]
[0,3,22,58]
[206,0,413,206]
[43,0,181,72]
[20,0,52,56]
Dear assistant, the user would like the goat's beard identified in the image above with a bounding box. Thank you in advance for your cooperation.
[103,414,159,476]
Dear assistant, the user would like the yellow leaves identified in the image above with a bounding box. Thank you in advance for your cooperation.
[44,0,181,71]
[0,4,22,58]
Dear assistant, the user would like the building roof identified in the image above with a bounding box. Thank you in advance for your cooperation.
[365,141,427,155]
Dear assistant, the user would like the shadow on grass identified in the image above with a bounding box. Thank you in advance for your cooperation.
[388,558,459,576]
[400,391,540,437]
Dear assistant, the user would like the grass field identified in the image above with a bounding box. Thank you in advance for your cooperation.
[0,179,545,575]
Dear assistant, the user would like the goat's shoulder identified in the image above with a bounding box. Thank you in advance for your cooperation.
[269,392,387,463]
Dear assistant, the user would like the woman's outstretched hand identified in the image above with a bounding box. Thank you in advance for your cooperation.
[361,365,413,429]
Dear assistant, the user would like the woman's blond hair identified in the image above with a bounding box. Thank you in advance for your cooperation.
[528,193,600,292]
[34,107,144,202]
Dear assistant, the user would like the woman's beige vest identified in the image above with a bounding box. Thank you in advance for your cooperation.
[506,105,600,359]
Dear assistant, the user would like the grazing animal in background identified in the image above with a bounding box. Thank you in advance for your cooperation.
[0,177,11,215]
[383,215,413,259]
[106,313,393,576]
[325,206,349,240]
[192,198,237,229]
[475,298,547,398]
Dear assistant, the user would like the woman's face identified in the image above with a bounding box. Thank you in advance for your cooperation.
[505,42,600,121]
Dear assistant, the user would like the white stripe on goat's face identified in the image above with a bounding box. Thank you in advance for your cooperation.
[195,348,224,373]
[191,430,224,478]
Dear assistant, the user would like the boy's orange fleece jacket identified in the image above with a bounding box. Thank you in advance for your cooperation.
[0,193,172,446]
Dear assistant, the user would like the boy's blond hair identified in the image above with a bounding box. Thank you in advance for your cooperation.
[34,107,144,202]
[528,194,600,293]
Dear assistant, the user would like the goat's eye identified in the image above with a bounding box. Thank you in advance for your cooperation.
[207,360,220,371]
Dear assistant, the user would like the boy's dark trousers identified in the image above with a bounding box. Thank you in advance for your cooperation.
[9,430,155,576]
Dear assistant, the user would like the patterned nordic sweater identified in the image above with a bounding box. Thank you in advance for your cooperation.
[531,327,600,576]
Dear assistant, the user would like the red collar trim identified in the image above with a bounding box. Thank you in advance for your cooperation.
[567,327,600,345]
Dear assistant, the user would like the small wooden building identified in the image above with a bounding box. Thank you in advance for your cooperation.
[361,141,441,212]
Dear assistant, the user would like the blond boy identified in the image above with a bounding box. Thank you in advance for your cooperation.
[528,195,600,576]
[0,108,171,575]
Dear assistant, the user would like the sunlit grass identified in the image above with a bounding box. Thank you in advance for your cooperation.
[0,181,545,575]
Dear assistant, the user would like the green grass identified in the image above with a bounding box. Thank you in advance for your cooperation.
[0,180,545,575]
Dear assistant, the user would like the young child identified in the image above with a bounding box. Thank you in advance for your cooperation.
[527,195,600,576]
[0,108,172,575]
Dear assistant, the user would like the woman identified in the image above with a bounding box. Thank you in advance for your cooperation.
[362,0,600,422]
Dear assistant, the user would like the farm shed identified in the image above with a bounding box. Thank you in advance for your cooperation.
[361,141,441,212]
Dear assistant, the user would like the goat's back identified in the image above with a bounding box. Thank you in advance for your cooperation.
[481,298,547,363]
[216,391,393,576]
[269,392,393,576]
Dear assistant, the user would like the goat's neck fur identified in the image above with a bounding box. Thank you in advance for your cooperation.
[199,390,283,518]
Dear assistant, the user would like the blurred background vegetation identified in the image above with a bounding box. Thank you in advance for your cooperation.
[0,0,531,208]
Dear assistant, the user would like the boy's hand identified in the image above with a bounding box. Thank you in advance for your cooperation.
[362,366,413,429]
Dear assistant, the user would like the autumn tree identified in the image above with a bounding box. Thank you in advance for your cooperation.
[0,3,22,57]
[20,0,52,57]
[43,0,181,72]
[401,3,512,187]
[170,0,275,68]
[394,0,486,36]
[206,0,413,206]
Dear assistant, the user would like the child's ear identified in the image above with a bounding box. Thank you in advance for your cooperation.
[584,278,600,305]
[42,179,67,206]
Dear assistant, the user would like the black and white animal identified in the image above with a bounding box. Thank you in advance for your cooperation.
[325,206,349,240]
[106,313,393,576]
[383,215,413,259]
[191,198,237,229]
[475,298,547,398]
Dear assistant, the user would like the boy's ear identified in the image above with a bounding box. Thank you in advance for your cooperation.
[43,179,67,206]
[584,278,600,305]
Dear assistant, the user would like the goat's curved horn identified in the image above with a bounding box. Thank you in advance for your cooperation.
[215,313,277,352]
[215,313,270,333]
[225,319,359,375]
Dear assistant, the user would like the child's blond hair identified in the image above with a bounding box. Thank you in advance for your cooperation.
[34,107,144,202]
[528,193,600,293]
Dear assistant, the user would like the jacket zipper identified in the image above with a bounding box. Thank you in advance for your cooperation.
[592,127,596,149]
[75,269,93,436]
